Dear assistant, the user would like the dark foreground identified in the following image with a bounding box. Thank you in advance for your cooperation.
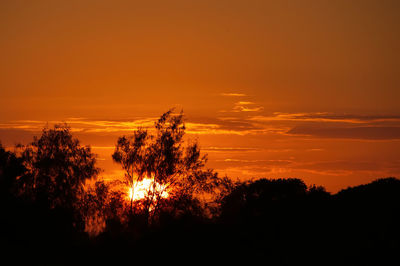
[2,177,400,266]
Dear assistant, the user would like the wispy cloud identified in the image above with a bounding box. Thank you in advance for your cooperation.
[202,146,262,152]
[216,159,400,182]
[219,158,293,165]
[233,106,264,112]
[220,92,247,97]
[5,117,157,132]
[216,165,292,178]
[1,112,400,140]
[249,112,400,124]
[236,101,255,105]
[247,112,400,140]
[0,117,271,137]
[231,101,264,113]
[287,126,400,140]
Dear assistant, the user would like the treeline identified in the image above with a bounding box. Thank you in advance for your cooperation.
[1,111,399,265]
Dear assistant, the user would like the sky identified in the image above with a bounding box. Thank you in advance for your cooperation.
[1,0,400,192]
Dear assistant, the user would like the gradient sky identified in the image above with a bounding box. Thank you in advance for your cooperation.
[1,0,400,192]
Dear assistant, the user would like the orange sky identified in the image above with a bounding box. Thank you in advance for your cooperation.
[1,0,400,192]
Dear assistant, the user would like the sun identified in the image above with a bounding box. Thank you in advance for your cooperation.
[127,178,169,201]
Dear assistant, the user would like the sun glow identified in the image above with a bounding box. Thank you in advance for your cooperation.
[127,178,169,201]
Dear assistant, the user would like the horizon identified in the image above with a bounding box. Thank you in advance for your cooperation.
[1,113,399,193]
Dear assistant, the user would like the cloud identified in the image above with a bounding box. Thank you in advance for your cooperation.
[2,112,400,140]
[250,112,400,124]
[287,126,400,140]
[236,101,255,105]
[306,148,325,152]
[202,146,262,152]
[0,118,158,134]
[219,158,293,166]
[216,165,292,178]
[220,92,247,97]
[232,101,264,113]
[184,116,280,135]
[0,116,272,138]
[296,160,384,172]
[219,92,264,113]
[244,112,400,140]
[233,106,264,112]
[290,160,400,177]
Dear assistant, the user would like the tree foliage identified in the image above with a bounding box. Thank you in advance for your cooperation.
[17,124,100,210]
[0,143,25,200]
[112,110,224,221]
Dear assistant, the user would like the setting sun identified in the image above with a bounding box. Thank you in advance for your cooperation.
[127,178,169,202]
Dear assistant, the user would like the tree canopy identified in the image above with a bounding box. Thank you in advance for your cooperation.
[112,110,225,222]
[17,124,100,210]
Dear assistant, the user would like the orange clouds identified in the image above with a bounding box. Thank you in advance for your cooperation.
[2,112,400,140]
[220,93,247,97]
[1,111,400,192]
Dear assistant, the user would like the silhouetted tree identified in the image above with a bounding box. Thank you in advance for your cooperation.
[113,109,223,225]
[79,179,129,236]
[220,178,308,222]
[0,143,27,244]
[1,136,101,264]
[17,124,100,214]
[0,143,25,200]
[332,177,400,264]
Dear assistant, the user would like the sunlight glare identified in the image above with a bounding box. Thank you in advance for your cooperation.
[127,178,169,201]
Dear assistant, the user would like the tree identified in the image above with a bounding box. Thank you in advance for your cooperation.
[112,109,223,224]
[0,143,25,201]
[79,179,129,236]
[17,124,100,212]
[219,178,309,225]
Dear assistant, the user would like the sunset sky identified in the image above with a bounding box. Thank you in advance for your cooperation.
[1,0,400,192]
